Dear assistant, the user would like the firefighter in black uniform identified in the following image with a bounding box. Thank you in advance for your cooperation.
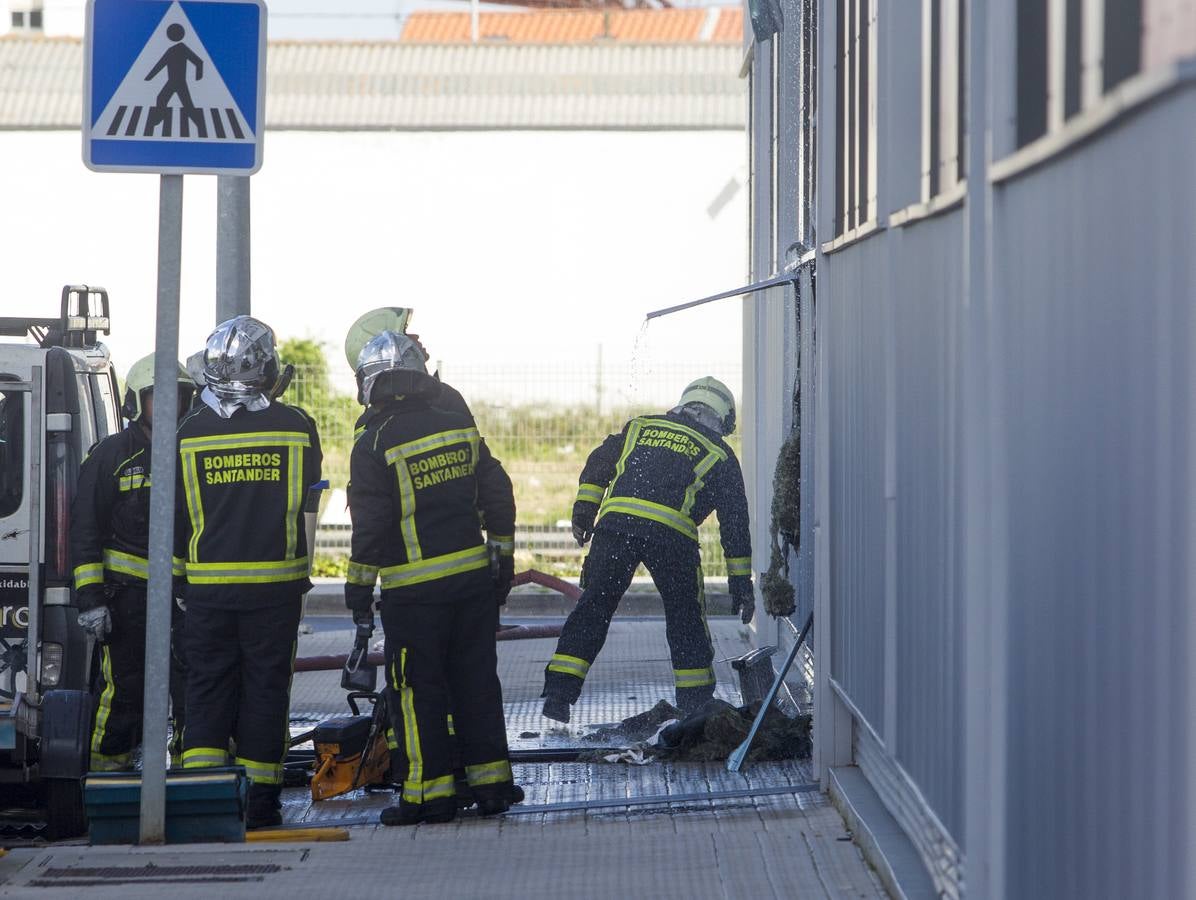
[174,316,322,828]
[72,354,195,770]
[345,331,518,826]
[541,377,755,722]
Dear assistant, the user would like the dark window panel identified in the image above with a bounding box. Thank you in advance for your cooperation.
[29,10,43,28]
[835,0,846,235]
[1016,0,1049,146]
[929,0,942,195]
[857,0,869,224]
[1103,0,1142,91]
[957,0,966,179]
[1065,0,1083,118]
[846,0,857,231]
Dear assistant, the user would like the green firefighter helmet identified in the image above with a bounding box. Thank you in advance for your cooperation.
[677,376,737,435]
[344,307,413,370]
[121,353,195,423]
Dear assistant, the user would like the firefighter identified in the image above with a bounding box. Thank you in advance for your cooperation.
[72,354,195,770]
[541,377,755,722]
[174,316,322,829]
[345,331,518,826]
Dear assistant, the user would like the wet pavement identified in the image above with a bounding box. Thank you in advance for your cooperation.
[0,609,885,899]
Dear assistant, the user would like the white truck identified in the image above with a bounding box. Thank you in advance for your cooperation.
[0,286,122,838]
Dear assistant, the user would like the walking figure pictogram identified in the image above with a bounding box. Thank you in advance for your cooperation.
[144,23,206,137]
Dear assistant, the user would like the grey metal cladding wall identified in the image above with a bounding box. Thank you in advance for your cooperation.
[998,88,1192,900]
[827,237,887,729]
[890,213,964,842]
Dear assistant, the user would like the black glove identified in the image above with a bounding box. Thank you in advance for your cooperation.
[352,606,375,642]
[571,502,596,547]
[729,574,756,625]
[489,542,514,607]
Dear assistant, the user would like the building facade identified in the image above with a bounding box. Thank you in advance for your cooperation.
[743,1,1195,896]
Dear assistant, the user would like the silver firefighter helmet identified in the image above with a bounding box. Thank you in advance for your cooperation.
[202,315,279,404]
[355,330,432,406]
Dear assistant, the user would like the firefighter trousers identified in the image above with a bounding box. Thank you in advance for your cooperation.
[543,528,716,713]
[88,584,187,771]
[380,583,513,809]
[181,598,301,786]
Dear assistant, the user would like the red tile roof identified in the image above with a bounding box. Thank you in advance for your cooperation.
[401,7,743,44]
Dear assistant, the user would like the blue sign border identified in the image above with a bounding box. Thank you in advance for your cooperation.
[82,0,267,176]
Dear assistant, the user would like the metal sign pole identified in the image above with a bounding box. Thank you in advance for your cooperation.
[216,176,251,320]
[140,172,184,844]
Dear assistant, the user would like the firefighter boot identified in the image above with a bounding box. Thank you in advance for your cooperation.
[542,697,571,723]
[246,783,283,829]
[380,797,458,826]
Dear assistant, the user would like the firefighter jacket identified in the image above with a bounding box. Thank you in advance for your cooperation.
[71,424,154,610]
[573,412,752,578]
[173,400,322,609]
[345,397,515,612]
[352,376,472,442]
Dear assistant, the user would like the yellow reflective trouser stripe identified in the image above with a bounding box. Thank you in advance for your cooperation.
[547,653,590,680]
[378,545,489,590]
[90,646,115,755]
[183,747,229,768]
[395,648,425,796]
[599,497,698,541]
[446,714,455,737]
[465,760,512,787]
[726,556,752,577]
[575,483,605,505]
[74,562,104,590]
[184,557,310,584]
[103,548,149,580]
[489,535,514,556]
[386,427,481,463]
[89,750,132,771]
[118,474,149,491]
[346,560,379,586]
[674,667,715,688]
[179,431,312,453]
[402,774,455,804]
[236,756,283,785]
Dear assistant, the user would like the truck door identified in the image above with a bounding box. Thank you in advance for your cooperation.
[0,366,36,703]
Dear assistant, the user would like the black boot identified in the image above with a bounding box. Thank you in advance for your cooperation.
[246,783,283,829]
[380,797,457,827]
[542,697,571,723]
[474,782,524,817]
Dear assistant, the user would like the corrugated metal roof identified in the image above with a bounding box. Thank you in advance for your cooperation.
[399,9,737,45]
[0,36,745,130]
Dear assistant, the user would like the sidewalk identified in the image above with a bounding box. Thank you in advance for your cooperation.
[0,616,886,899]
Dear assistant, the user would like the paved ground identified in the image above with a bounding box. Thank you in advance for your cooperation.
[0,611,886,899]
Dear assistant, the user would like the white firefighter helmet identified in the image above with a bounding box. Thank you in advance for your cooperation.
[202,315,279,403]
[344,307,413,371]
[355,331,432,406]
[676,376,737,435]
[121,353,194,423]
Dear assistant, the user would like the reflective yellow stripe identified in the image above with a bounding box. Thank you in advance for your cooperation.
[111,448,145,476]
[489,535,514,557]
[394,455,421,562]
[378,545,489,590]
[680,451,722,520]
[655,418,726,461]
[674,667,715,688]
[89,750,132,772]
[236,756,283,785]
[354,424,367,441]
[386,427,480,463]
[385,728,399,751]
[575,483,605,505]
[103,548,149,580]
[118,473,150,491]
[74,562,104,590]
[726,556,752,577]
[184,556,310,584]
[172,555,187,577]
[346,560,379,586]
[446,713,455,737]
[465,760,512,787]
[284,445,301,559]
[547,653,590,679]
[182,449,204,563]
[183,747,228,768]
[90,646,115,756]
[179,431,312,453]
[402,774,456,804]
[396,647,424,795]
[599,497,698,541]
[611,419,645,490]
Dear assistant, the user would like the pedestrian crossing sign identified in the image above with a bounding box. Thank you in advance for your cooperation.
[83,0,266,175]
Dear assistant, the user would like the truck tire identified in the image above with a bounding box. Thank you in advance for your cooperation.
[44,777,87,840]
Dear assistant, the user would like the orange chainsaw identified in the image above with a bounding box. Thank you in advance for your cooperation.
[309,690,392,802]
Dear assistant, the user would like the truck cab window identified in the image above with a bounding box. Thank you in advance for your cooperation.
[0,391,23,519]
